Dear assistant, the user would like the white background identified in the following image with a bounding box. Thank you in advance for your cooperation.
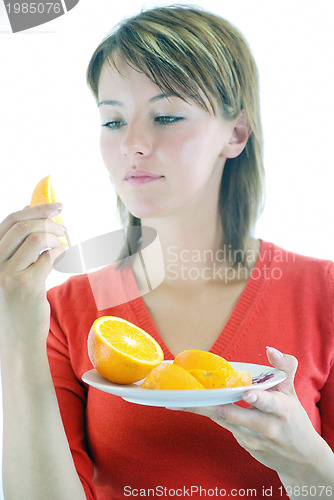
[0,0,333,497]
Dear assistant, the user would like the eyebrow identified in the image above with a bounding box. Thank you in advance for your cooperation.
[98,92,173,108]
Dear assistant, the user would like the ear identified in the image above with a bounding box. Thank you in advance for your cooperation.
[220,110,251,159]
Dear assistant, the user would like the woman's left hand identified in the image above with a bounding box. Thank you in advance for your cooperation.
[176,347,331,482]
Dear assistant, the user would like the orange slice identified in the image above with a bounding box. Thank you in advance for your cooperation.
[173,349,234,372]
[188,368,235,389]
[141,362,204,390]
[87,316,164,384]
[224,370,252,388]
[188,368,252,388]
[30,175,68,246]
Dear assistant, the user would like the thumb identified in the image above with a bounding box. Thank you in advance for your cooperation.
[266,346,298,395]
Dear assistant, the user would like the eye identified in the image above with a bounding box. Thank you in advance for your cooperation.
[101,121,125,130]
[155,116,184,125]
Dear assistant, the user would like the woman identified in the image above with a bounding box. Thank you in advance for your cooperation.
[0,5,333,499]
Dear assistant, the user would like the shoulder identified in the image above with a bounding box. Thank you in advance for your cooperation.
[259,240,334,326]
[260,240,334,281]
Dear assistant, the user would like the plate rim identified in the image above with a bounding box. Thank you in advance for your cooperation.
[82,361,286,406]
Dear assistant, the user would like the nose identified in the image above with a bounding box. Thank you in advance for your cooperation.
[121,119,153,159]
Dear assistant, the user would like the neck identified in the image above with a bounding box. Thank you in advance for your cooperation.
[139,210,258,289]
[146,208,222,254]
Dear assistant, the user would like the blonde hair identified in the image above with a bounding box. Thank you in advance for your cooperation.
[87,4,264,264]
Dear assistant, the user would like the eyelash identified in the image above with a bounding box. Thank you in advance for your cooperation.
[102,116,184,130]
[102,121,124,130]
[155,116,184,125]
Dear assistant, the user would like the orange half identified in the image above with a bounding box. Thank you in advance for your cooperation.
[87,316,164,384]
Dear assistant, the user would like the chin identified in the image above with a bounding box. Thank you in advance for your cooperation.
[120,193,179,220]
[127,203,173,220]
[129,208,162,220]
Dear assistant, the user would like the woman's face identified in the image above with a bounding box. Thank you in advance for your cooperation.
[98,56,237,221]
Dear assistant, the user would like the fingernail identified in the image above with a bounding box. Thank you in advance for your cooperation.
[49,206,63,217]
[266,346,283,358]
[243,392,257,404]
[166,407,182,411]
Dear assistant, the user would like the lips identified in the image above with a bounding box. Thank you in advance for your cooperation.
[125,169,162,180]
[124,169,164,184]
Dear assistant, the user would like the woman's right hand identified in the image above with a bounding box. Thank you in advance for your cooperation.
[0,203,68,350]
[0,204,88,500]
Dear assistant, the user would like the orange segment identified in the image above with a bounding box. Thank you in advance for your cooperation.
[141,362,204,390]
[173,349,234,372]
[30,174,57,205]
[30,175,68,246]
[224,370,252,388]
[188,368,234,389]
[87,316,164,384]
[188,368,252,388]
[172,350,251,389]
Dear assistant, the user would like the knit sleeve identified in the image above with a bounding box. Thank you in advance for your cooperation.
[317,262,334,451]
[47,289,96,500]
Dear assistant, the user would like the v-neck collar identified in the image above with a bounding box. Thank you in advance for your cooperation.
[120,239,272,360]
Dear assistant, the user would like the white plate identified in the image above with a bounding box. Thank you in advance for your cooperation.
[82,361,286,407]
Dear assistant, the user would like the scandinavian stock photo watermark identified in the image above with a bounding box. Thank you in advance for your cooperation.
[165,244,295,283]
[51,226,296,310]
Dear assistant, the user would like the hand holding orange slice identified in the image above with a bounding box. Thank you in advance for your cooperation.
[30,175,69,246]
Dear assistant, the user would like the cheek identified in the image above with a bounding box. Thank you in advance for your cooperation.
[100,133,117,172]
[167,123,222,168]
[167,128,205,164]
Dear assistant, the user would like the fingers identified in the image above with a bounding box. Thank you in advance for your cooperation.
[178,404,246,433]
[180,398,293,455]
[265,347,298,396]
[175,348,300,432]
[243,389,292,418]
[26,245,68,282]
[7,231,64,272]
[181,403,276,435]
[0,203,62,241]
[173,350,308,473]
[179,405,227,423]
[0,204,67,289]
[0,218,67,264]
[239,348,298,414]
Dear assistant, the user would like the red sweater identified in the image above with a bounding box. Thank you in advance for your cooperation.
[47,240,334,499]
